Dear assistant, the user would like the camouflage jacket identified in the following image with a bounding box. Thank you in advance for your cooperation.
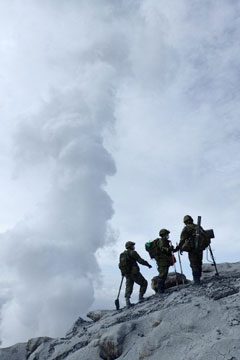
[179,223,197,251]
[179,223,205,252]
[126,249,150,275]
[155,238,173,266]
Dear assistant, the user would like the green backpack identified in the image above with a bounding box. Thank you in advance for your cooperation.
[119,251,132,275]
[145,238,160,259]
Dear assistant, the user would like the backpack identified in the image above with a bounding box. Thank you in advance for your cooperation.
[198,228,211,250]
[119,251,133,275]
[182,227,214,252]
[198,228,214,250]
[145,238,160,259]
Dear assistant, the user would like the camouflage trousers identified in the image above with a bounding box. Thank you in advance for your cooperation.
[188,250,203,278]
[125,272,148,299]
[156,263,170,282]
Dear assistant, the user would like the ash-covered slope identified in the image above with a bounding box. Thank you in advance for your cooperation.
[1,262,240,360]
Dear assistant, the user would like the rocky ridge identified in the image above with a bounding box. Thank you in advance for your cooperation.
[0,262,240,360]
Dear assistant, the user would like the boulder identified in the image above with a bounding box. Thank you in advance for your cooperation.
[65,317,90,337]
[87,310,111,322]
[26,337,53,358]
[151,272,189,292]
[99,322,135,360]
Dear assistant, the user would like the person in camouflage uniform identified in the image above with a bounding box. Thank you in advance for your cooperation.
[179,215,203,285]
[122,241,152,308]
[155,229,177,294]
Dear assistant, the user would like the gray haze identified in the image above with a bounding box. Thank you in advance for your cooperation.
[0,0,240,346]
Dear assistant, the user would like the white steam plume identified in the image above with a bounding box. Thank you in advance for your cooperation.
[0,0,120,346]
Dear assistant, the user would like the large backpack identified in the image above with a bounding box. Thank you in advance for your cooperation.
[182,227,214,252]
[145,238,160,259]
[119,251,133,275]
[199,229,214,250]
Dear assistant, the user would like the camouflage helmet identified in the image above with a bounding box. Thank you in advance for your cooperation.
[125,241,135,249]
[159,229,170,237]
[183,215,193,223]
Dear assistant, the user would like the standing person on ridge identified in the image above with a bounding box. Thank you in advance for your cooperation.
[179,215,203,285]
[119,241,152,308]
[155,229,177,294]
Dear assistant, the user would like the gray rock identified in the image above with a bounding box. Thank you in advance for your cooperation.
[1,262,240,360]
[99,323,135,360]
[26,337,53,357]
[151,272,189,292]
[65,317,90,337]
[87,310,111,322]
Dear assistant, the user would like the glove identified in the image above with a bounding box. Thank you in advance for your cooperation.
[174,245,179,252]
[169,245,174,252]
[148,264,152,269]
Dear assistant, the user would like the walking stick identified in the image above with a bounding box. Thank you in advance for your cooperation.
[170,241,179,289]
[115,276,124,310]
[176,242,185,284]
[208,245,219,276]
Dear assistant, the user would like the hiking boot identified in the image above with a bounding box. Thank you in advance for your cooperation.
[157,279,165,294]
[125,297,133,308]
[193,276,201,286]
[138,294,145,303]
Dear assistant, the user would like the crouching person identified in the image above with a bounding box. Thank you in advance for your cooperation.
[119,241,152,308]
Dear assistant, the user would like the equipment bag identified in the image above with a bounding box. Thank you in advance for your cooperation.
[181,238,194,252]
[198,229,211,251]
[119,251,132,276]
[145,238,160,259]
[182,228,214,252]
[198,228,214,250]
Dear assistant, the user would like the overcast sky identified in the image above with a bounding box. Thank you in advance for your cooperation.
[0,0,240,346]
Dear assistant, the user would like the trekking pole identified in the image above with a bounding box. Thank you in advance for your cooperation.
[195,216,201,249]
[114,276,124,310]
[170,241,179,289]
[173,260,179,289]
[208,244,219,276]
[176,242,185,284]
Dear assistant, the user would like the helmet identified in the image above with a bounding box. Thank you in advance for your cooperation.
[125,241,135,249]
[183,215,193,223]
[159,229,170,237]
